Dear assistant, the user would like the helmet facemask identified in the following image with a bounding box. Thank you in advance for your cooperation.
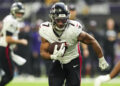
[54,14,69,31]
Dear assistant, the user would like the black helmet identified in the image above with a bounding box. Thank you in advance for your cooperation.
[49,2,69,31]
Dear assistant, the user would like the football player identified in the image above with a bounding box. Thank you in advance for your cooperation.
[0,2,28,86]
[39,2,109,86]
[94,60,120,86]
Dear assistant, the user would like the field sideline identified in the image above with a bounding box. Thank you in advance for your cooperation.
[6,76,120,86]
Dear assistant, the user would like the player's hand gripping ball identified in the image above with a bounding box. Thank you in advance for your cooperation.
[48,42,67,54]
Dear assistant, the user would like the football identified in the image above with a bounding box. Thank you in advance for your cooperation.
[48,42,67,54]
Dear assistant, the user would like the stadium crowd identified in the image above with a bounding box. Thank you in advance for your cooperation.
[0,0,120,79]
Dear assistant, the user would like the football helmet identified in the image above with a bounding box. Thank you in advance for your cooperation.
[11,2,25,21]
[49,2,69,31]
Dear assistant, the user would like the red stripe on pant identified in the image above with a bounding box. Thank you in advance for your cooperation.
[5,45,12,75]
[77,43,82,86]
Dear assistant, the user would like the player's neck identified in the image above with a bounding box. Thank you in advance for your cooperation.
[53,28,64,37]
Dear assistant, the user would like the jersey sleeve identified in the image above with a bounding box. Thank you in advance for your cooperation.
[39,22,52,42]
[73,22,83,38]
[3,17,17,35]
[39,23,48,39]
[39,24,44,38]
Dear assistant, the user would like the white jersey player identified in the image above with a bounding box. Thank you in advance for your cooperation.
[0,14,19,47]
[40,20,82,64]
[0,2,27,86]
[39,2,109,86]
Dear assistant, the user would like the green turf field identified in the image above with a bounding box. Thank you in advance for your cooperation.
[7,82,48,86]
[7,82,120,86]
[6,77,120,86]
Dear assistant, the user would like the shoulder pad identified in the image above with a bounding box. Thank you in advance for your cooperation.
[3,15,16,23]
[39,22,51,34]
[69,20,82,29]
[3,15,11,22]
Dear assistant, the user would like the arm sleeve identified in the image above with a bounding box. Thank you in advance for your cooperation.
[39,24,51,43]
[3,18,16,35]
[39,24,48,39]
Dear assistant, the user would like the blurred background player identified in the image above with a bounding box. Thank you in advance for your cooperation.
[69,4,77,20]
[40,2,109,86]
[94,60,120,86]
[69,4,84,27]
[0,2,28,86]
[103,18,117,72]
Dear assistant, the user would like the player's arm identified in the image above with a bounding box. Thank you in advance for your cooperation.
[94,61,120,86]
[40,37,65,60]
[78,31,109,70]
[6,31,27,45]
[110,60,120,78]
[3,19,27,45]
[78,31,103,58]
[40,37,51,59]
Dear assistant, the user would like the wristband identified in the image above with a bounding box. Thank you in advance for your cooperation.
[50,55,56,60]
[99,56,105,62]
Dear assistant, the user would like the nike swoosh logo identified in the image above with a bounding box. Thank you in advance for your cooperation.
[73,65,78,68]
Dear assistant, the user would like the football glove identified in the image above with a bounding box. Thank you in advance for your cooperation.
[50,43,65,60]
[94,74,111,86]
[99,56,109,70]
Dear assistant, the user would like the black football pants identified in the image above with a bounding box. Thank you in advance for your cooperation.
[0,46,14,86]
[49,57,82,86]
